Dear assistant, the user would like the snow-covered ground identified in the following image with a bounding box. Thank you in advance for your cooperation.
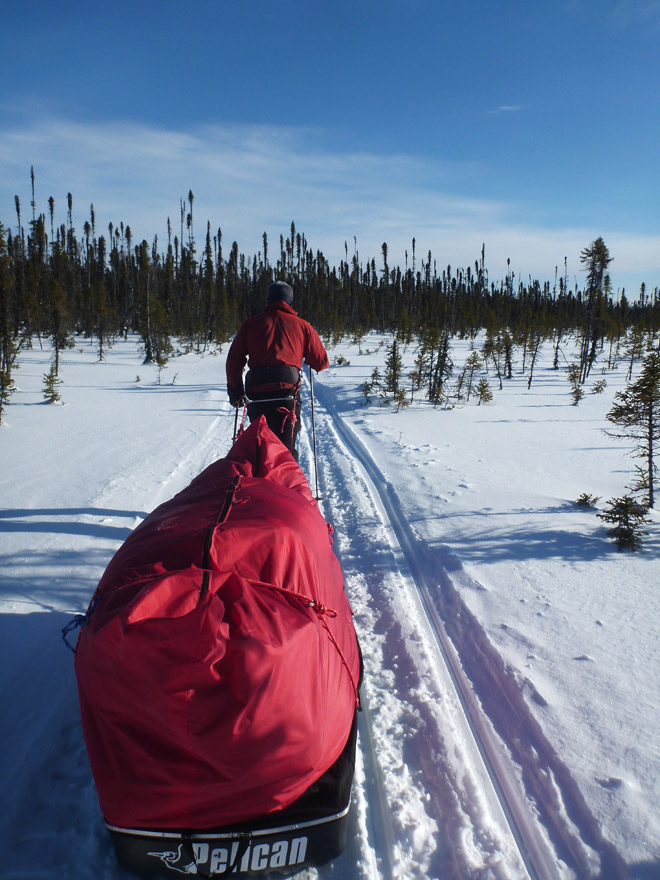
[0,332,658,880]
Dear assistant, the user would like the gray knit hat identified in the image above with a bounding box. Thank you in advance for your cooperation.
[266,281,294,304]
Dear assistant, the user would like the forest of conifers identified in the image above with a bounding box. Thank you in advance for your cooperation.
[2,184,660,417]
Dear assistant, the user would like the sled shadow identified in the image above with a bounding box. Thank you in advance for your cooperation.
[0,608,124,878]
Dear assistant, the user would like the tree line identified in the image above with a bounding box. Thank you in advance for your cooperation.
[2,179,660,422]
[2,181,659,544]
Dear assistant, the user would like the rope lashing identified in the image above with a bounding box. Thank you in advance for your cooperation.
[247,577,360,708]
[62,593,101,653]
[246,578,335,615]
[62,614,89,652]
[277,404,297,445]
[236,402,247,438]
[306,599,337,618]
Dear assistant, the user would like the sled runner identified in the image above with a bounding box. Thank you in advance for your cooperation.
[73,417,361,878]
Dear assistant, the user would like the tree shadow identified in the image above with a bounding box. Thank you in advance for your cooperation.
[0,545,115,613]
[407,501,620,565]
[0,506,145,541]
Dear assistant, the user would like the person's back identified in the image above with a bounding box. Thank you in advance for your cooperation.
[226,281,328,456]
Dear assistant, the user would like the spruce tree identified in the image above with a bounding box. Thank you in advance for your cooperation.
[568,362,584,405]
[0,367,15,423]
[606,350,660,509]
[384,338,403,396]
[48,278,73,375]
[578,237,612,384]
[597,496,649,550]
[526,329,545,390]
[42,360,62,403]
[4,182,660,389]
[462,350,482,401]
[481,333,503,390]
[476,378,493,405]
[0,223,17,383]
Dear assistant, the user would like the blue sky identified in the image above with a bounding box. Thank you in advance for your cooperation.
[1,0,659,293]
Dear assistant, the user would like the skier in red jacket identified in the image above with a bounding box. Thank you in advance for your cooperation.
[226,281,329,457]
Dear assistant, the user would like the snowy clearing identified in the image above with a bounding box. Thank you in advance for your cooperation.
[0,333,658,880]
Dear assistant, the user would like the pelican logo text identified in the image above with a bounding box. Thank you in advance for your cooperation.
[148,836,308,874]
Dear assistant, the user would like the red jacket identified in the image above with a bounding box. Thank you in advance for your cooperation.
[226,301,329,396]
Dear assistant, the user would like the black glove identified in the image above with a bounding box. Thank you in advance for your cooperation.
[228,389,246,408]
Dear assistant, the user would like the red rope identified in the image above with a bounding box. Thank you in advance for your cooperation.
[236,402,248,438]
[277,404,297,446]
[318,616,361,709]
[247,577,360,707]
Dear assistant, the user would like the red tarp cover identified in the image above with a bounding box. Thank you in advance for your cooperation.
[75,417,360,830]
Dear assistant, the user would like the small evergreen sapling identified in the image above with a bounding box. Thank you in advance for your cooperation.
[567,362,584,405]
[42,361,62,403]
[362,367,382,404]
[576,492,600,507]
[454,371,466,402]
[476,377,493,405]
[462,350,482,401]
[597,496,650,551]
[361,379,372,404]
[408,368,422,404]
[394,387,408,412]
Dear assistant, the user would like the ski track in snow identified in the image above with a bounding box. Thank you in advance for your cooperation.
[307,378,633,880]
[300,383,525,880]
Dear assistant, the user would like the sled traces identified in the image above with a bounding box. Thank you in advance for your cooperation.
[309,381,606,880]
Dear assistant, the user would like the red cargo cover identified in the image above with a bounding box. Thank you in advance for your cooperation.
[75,417,360,830]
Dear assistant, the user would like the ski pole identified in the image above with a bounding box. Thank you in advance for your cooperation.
[309,366,321,500]
[232,404,239,441]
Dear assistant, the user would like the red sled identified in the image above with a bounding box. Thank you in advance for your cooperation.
[73,417,361,877]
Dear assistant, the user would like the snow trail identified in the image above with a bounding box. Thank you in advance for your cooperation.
[300,384,529,879]
[309,378,631,880]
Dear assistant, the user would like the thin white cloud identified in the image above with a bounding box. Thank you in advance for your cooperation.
[1,117,658,293]
[488,105,523,115]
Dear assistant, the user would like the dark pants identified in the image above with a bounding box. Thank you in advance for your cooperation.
[247,396,302,458]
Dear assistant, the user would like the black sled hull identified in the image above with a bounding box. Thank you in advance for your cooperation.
[107,712,357,878]
[108,808,349,878]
